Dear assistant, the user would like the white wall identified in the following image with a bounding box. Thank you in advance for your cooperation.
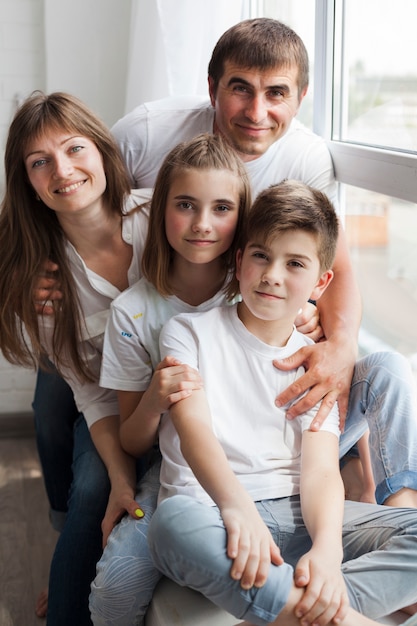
[0,0,132,414]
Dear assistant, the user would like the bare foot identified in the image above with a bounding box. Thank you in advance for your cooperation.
[35,588,48,618]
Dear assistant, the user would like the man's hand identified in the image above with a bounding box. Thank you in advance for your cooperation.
[34,260,62,315]
[274,337,357,430]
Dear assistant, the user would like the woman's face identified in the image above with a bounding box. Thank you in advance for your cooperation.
[24,129,107,218]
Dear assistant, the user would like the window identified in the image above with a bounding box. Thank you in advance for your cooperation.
[254,0,417,379]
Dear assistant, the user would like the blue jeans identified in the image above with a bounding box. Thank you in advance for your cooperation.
[33,366,110,626]
[148,495,417,625]
[89,351,417,625]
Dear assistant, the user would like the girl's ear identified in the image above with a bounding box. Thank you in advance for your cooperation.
[235,248,243,281]
[310,269,333,302]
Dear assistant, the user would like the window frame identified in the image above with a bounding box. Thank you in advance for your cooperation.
[314,0,417,205]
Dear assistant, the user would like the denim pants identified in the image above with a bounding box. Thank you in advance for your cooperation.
[33,366,111,626]
[89,351,417,626]
[148,494,417,625]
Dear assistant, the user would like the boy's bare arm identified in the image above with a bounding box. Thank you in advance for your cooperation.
[170,389,283,589]
[294,430,349,625]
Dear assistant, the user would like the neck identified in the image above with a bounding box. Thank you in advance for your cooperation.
[237,301,294,347]
[169,255,227,306]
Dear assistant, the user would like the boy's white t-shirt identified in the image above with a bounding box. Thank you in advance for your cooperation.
[158,304,340,506]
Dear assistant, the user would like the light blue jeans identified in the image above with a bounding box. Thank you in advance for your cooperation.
[89,351,417,625]
[148,494,417,624]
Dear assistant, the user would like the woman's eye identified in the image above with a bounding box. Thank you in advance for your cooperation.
[70,145,83,154]
[32,158,47,168]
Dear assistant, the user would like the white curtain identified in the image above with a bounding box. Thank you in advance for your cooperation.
[124,0,249,114]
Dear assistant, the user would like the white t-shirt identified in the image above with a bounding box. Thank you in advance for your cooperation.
[39,189,152,428]
[112,95,338,207]
[158,305,340,506]
[100,277,232,393]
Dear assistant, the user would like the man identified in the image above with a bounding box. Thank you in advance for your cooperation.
[112,17,360,428]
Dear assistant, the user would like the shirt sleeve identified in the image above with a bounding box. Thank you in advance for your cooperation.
[100,299,154,393]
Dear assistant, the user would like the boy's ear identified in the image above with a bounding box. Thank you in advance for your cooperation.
[310,269,333,301]
[235,248,243,280]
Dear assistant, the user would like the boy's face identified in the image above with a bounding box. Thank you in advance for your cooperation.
[209,61,306,163]
[236,230,332,327]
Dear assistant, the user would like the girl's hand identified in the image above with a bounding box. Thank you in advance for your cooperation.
[295,301,324,343]
[144,356,203,416]
[221,500,283,590]
[293,548,348,626]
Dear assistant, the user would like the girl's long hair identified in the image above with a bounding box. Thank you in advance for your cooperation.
[0,91,131,381]
[141,133,252,296]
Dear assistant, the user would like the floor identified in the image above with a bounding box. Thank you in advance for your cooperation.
[0,418,56,626]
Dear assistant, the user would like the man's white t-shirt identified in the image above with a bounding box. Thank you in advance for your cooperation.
[112,96,338,206]
[158,305,340,506]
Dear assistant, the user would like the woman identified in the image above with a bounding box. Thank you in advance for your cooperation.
[0,91,155,625]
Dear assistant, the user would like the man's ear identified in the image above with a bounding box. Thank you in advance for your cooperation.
[310,269,333,302]
[235,249,243,281]
[208,76,216,107]
[295,85,308,115]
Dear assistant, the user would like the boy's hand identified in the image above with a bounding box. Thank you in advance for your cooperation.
[34,260,62,315]
[273,336,356,430]
[293,548,348,626]
[221,502,283,590]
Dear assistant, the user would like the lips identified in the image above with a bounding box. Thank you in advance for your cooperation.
[55,180,86,194]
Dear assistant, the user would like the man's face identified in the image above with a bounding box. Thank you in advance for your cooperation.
[209,60,306,163]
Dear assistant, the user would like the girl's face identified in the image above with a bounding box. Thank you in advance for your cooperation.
[165,167,241,266]
[24,129,107,218]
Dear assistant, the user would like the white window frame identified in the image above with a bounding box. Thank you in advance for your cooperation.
[314,0,417,205]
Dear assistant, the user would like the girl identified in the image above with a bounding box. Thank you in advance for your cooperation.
[90,131,254,626]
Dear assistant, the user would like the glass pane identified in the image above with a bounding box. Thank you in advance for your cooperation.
[261,0,315,129]
[334,0,417,152]
[344,185,417,382]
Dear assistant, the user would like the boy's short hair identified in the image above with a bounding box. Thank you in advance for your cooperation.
[208,18,309,100]
[227,180,339,299]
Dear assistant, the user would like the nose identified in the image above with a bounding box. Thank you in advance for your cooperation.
[52,154,74,178]
[191,210,212,234]
[244,94,268,124]
[261,264,282,285]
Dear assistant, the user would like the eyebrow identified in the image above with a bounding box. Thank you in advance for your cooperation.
[173,194,237,205]
[247,242,313,262]
[24,135,83,161]
[226,76,291,95]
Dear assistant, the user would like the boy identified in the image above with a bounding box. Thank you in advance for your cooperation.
[148,180,417,626]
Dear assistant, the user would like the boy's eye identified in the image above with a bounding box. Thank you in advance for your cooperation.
[253,251,268,260]
[288,260,303,268]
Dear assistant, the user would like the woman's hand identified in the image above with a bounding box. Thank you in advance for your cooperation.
[33,259,62,315]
